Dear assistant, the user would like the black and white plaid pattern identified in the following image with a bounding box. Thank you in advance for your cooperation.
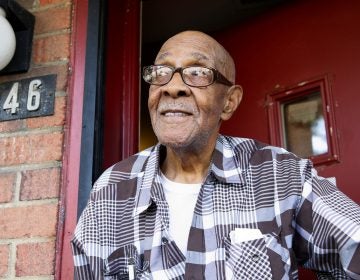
[224,236,273,279]
[72,135,360,279]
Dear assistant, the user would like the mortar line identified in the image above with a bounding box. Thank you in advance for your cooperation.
[0,161,62,173]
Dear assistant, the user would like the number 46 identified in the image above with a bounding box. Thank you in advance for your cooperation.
[3,80,41,114]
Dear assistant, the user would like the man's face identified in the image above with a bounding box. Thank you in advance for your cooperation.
[148,32,231,151]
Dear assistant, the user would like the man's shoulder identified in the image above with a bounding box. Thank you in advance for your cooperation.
[222,135,281,154]
[223,135,305,163]
[92,146,157,192]
[222,135,265,151]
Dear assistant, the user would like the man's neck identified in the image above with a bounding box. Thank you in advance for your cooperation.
[161,144,215,184]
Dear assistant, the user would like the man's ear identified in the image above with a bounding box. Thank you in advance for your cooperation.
[221,85,243,121]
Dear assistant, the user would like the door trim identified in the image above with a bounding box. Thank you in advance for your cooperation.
[56,0,141,278]
[56,0,88,278]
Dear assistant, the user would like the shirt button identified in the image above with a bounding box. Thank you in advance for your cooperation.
[161,237,168,245]
[252,254,260,262]
[128,257,135,265]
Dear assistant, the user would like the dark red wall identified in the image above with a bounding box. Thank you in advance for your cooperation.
[217,0,360,203]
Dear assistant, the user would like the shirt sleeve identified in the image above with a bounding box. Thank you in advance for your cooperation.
[71,194,104,280]
[294,160,360,279]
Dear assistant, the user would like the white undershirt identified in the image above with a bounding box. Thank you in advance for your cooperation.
[160,173,201,256]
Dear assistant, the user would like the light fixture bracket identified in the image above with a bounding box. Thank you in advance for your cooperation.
[0,0,35,75]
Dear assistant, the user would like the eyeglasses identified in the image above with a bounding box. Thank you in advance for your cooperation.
[142,65,233,87]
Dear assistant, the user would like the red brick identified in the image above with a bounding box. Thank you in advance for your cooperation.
[0,204,58,239]
[0,132,63,166]
[26,96,66,129]
[33,34,70,64]
[0,244,9,277]
[20,168,60,201]
[0,64,70,91]
[16,242,55,276]
[0,119,25,133]
[0,173,16,203]
[34,5,71,34]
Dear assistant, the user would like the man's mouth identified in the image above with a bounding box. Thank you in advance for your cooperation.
[161,110,192,117]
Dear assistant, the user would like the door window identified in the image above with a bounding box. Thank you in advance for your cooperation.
[267,76,339,166]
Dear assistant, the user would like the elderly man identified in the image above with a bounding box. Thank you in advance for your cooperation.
[72,31,360,279]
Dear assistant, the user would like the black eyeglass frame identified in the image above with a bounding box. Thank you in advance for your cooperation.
[142,65,234,87]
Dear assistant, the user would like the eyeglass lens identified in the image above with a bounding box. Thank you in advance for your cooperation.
[183,67,213,86]
[143,66,215,87]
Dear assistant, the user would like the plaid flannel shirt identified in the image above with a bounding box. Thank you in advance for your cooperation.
[72,135,360,279]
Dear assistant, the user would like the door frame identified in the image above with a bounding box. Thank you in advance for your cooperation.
[56,0,140,278]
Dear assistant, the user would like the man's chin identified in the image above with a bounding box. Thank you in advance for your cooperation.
[157,134,193,149]
[159,139,189,149]
[157,133,214,153]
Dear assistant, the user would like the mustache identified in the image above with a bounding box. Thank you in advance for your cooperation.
[157,102,197,113]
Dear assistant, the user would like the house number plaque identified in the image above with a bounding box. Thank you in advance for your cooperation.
[0,74,56,121]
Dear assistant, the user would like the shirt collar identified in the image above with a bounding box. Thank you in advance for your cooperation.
[133,135,254,217]
[132,144,161,217]
[210,135,249,185]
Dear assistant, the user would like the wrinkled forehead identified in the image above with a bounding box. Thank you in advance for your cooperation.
[156,50,210,64]
[155,33,222,67]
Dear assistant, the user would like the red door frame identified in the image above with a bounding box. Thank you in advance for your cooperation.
[55,0,88,278]
[56,0,140,278]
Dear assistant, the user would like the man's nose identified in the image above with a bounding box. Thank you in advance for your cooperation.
[161,72,190,98]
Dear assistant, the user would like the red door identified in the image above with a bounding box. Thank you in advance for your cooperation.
[215,2,360,277]
[216,0,360,204]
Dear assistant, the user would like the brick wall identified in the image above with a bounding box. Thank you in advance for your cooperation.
[0,0,73,279]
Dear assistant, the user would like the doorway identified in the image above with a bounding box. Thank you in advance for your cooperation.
[77,0,319,278]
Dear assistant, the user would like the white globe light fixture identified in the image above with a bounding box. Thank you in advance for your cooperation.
[0,6,16,71]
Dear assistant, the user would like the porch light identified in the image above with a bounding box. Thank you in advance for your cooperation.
[0,7,16,70]
[0,0,35,75]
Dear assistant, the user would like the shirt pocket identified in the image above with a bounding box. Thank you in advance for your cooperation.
[104,244,150,280]
[262,232,293,279]
[223,235,273,280]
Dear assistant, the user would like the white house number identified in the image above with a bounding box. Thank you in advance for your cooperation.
[0,74,56,122]
[3,80,42,114]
